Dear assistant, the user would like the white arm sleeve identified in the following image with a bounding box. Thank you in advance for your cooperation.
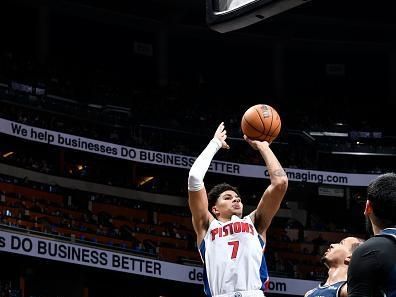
[188,138,222,192]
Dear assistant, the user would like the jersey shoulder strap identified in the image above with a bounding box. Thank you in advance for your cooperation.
[336,281,347,297]
[375,228,396,243]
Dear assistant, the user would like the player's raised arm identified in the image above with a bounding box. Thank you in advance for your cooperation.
[188,122,230,245]
[245,136,288,237]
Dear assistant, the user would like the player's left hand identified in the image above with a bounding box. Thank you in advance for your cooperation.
[214,122,230,149]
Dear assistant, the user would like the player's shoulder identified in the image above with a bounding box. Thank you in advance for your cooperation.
[353,235,394,257]
[242,214,253,221]
[304,287,317,297]
[369,234,396,246]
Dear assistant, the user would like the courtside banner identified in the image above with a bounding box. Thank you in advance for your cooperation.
[0,118,378,186]
[0,230,320,295]
[0,229,194,283]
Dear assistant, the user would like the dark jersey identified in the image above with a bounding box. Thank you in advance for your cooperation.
[306,281,346,297]
[348,228,396,297]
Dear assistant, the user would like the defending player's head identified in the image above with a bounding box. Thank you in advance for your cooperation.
[208,182,243,219]
[321,237,365,269]
[365,173,396,234]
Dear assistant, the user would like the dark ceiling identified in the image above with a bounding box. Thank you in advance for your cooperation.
[6,0,396,41]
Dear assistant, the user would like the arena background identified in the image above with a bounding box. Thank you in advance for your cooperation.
[0,0,395,296]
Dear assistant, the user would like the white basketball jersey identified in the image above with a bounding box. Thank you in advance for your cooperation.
[199,215,269,297]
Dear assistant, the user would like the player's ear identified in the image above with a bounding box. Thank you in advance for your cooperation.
[212,205,219,216]
[344,254,352,265]
[364,200,373,216]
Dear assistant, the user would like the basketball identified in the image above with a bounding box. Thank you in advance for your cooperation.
[241,104,281,142]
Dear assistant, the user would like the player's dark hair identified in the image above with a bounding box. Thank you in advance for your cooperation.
[208,183,240,216]
[367,173,396,227]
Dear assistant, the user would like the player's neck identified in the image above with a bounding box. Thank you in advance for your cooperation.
[217,213,242,222]
[325,266,348,285]
[218,216,232,223]
[372,224,383,235]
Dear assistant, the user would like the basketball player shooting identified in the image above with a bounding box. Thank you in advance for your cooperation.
[188,122,288,297]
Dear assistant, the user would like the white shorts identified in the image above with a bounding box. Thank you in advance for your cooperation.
[214,290,265,297]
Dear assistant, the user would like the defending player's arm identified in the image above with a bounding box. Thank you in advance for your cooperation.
[188,122,230,244]
[245,136,288,237]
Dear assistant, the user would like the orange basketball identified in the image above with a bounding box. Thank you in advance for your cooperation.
[241,104,281,142]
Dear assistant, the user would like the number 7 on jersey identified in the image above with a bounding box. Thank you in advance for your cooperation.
[228,240,240,259]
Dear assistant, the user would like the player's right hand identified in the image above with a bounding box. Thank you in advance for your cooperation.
[214,122,230,149]
[244,135,270,150]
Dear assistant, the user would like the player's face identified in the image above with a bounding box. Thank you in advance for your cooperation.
[321,237,359,267]
[214,190,243,218]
